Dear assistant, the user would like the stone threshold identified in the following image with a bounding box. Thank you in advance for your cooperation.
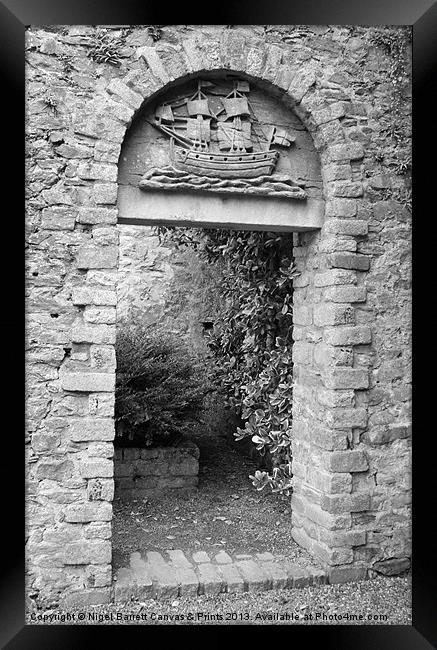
[113,550,328,601]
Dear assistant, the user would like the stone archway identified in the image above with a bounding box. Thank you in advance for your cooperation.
[26,26,411,608]
[108,66,374,586]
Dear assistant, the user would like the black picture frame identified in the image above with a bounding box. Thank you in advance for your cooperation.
[4,0,436,646]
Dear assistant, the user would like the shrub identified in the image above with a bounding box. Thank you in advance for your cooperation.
[87,29,125,66]
[115,322,210,447]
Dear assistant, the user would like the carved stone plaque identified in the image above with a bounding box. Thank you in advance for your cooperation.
[138,77,308,201]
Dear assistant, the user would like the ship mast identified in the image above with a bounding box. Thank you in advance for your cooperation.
[187,80,211,151]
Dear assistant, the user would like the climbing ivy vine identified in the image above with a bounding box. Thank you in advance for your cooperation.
[368,27,412,194]
[157,227,299,496]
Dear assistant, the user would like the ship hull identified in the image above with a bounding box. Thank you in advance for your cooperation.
[172,146,279,179]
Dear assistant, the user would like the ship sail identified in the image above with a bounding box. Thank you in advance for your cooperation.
[222,97,250,118]
[155,104,174,123]
[267,126,295,147]
[186,117,211,143]
[187,99,211,117]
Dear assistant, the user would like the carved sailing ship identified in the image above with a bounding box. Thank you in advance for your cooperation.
[149,79,295,179]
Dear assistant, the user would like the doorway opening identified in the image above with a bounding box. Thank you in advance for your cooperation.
[111,223,316,578]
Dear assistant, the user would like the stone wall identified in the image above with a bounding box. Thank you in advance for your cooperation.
[117,224,222,356]
[25,24,411,606]
[114,441,200,498]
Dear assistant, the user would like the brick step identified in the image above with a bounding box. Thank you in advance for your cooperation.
[113,550,327,601]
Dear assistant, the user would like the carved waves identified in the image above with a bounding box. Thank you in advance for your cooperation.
[138,166,307,201]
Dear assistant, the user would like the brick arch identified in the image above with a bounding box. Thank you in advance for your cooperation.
[101,62,345,162]
[101,61,371,581]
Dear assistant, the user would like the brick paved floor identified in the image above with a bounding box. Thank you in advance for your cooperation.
[113,549,328,601]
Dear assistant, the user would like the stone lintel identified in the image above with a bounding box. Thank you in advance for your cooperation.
[117,186,324,233]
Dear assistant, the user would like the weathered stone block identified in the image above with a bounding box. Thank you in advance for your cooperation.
[367,423,411,445]
[328,565,367,583]
[64,502,112,523]
[323,325,371,346]
[77,162,117,182]
[324,368,369,389]
[329,450,369,473]
[256,560,288,589]
[87,478,114,501]
[325,407,368,429]
[106,78,143,109]
[217,563,245,593]
[322,158,352,179]
[314,343,353,368]
[288,69,316,103]
[124,447,140,461]
[306,467,352,493]
[70,418,114,442]
[114,462,133,478]
[195,562,224,595]
[84,307,116,324]
[136,47,171,84]
[76,245,118,270]
[167,457,199,476]
[31,430,61,452]
[318,236,358,254]
[327,253,370,271]
[72,287,117,306]
[325,199,357,217]
[134,459,164,476]
[86,563,112,587]
[77,207,117,225]
[316,388,355,408]
[321,493,370,514]
[312,426,349,451]
[80,459,114,478]
[282,562,312,588]
[86,442,114,458]
[324,286,367,303]
[333,182,363,198]
[41,207,77,231]
[34,459,73,481]
[71,322,115,344]
[234,559,271,592]
[328,143,364,162]
[293,496,353,532]
[90,345,117,371]
[145,551,178,598]
[292,341,313,365]
[314,270,357,287]
[63,540,111,565]
[324,219,368,236]
[88,393,115,417]
[314,304,355,327]
[372,557,410,576]
[320,528,366,547]
[214,551,233,564]
[61,588,111,607]
[293,305,313,326]
[60,372,115,392]
[92,183,118,205]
